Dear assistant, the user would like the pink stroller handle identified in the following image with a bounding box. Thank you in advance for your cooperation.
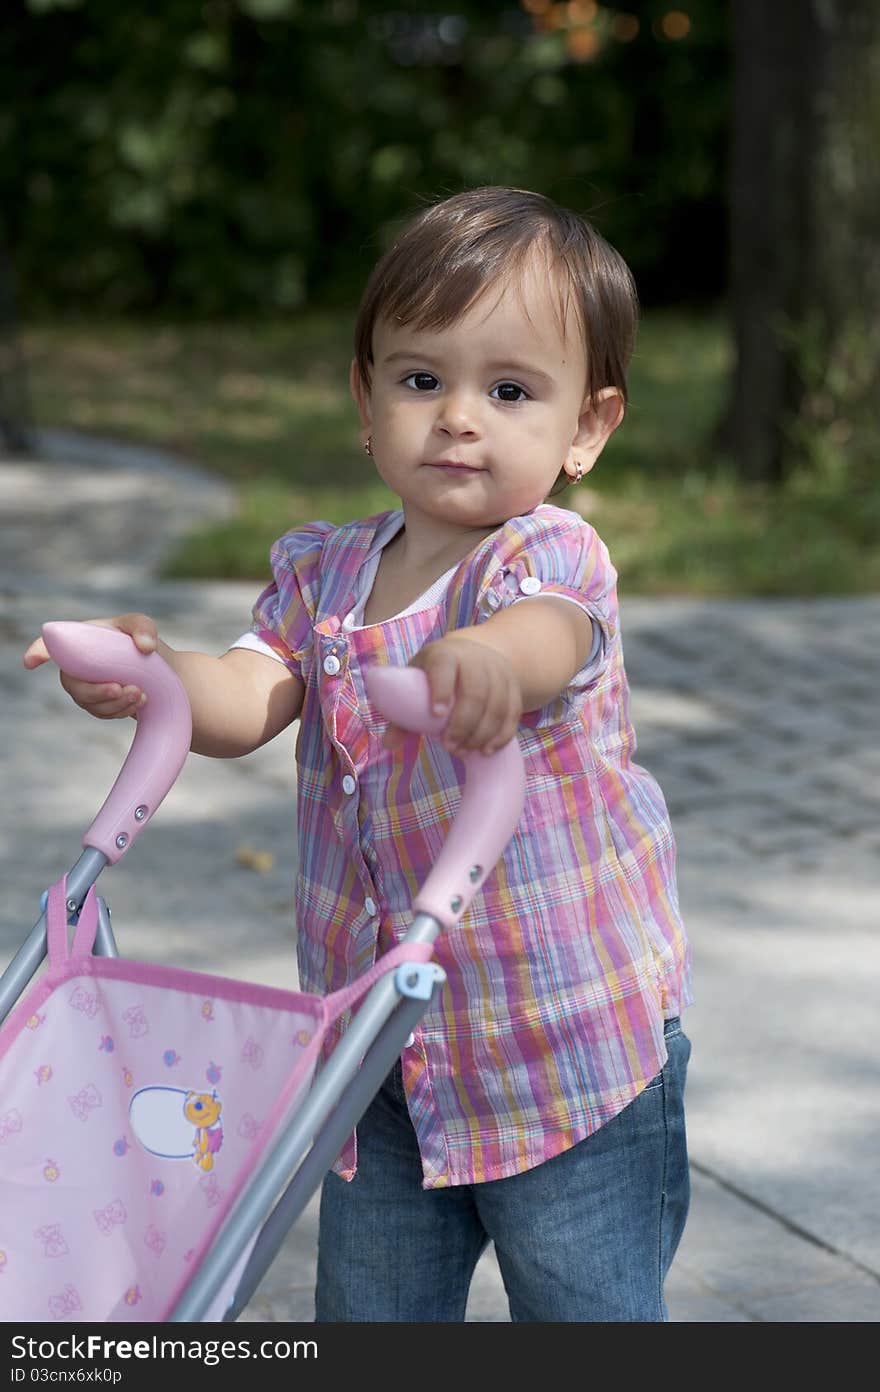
[364,664,525,931]
[42,622,193,864]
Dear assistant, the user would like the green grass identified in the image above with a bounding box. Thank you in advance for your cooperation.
[22,309,880,594]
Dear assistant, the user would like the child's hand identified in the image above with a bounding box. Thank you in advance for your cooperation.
[385,635,523,757]
[23,613,159,720]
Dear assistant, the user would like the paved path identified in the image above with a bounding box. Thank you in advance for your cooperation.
[2,434,879,1322]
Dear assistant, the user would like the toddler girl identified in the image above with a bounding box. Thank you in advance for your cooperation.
[25,186,692,1323]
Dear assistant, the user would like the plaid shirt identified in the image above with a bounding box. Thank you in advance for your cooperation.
[252,504,691,1190]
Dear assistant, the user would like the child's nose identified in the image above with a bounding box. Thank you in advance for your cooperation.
[435,391,482,437]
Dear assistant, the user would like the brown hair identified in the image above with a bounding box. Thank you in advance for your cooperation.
[353,186,639,417]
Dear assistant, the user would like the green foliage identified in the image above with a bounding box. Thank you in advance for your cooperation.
[781,309,880,495]
[3,0,729,315]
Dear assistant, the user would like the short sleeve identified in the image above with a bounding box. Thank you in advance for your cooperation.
[475,508,618,690]
[250,522,333,676]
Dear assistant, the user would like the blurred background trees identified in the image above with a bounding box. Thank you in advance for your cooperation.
[725,0,880,485]
[2,0,728,313]
[3,1,878,590]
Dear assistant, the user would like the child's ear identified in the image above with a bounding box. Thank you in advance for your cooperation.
[573,388,624,472]
[349,358,372,430]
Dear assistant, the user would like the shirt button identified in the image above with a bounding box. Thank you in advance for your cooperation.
[342,774,357,795]
[364,897,377,916]
[404,1033,415,1048]
[342,612,357,631]
[323,654,341,676]
[519,576,542,595]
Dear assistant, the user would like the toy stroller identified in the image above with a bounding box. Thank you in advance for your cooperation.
[0,623,524,1323]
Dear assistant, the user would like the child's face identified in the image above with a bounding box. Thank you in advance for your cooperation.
[351,254,622,540]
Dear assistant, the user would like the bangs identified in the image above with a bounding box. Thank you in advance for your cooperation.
[381,229,542,333]
[384,236,584,353]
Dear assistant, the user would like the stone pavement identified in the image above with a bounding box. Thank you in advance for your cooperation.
[2,433,880,1322]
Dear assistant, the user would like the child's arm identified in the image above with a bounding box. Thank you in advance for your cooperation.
[390,597,593,756]
[23,613,303,759]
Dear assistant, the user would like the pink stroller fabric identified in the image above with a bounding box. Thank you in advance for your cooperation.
[0,878,431,1322]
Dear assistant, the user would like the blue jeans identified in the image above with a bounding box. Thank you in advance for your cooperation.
[315,1017,691,1322]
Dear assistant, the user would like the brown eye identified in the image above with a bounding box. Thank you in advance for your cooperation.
[404,372,440,391]
[492,382,528,402]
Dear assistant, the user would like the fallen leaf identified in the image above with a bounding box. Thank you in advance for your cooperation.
[235,844,275,873]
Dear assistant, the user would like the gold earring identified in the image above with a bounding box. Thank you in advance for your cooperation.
[363,436,373,457]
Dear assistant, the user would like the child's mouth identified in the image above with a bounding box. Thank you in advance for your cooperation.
[426,460,483,474]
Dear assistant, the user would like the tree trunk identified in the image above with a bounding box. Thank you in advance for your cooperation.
[723,0,880,482]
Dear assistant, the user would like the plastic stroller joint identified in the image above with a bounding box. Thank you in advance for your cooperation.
[394,962,446,1001]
